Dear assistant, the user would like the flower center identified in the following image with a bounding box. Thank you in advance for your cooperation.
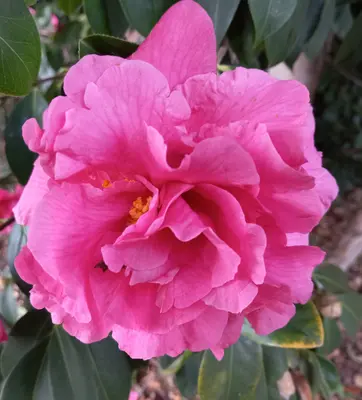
[128,196,152,224]
[102,179,112,188]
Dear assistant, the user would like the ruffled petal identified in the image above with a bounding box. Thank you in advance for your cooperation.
[131,0,216,89]
[246,285,295,335]
[13,160,49,225]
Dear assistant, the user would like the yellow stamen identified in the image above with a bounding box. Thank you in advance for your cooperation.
[128,196,152,224]
[102,179,112,188]
[124,177,136,183]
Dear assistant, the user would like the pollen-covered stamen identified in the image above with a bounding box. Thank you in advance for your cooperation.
[128,196,152,224]
[102,179,112,188]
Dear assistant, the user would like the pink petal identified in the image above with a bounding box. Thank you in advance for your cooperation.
[112,325,185,359]
[180,307,228,352]
[63,55,124,105]
[179,136,259,187]
[203,279,257,313]
[13,160,49,225]
[264,245,325,304]
[54,61,189,181]
[131,0,216,89]
[89,268,205,334]
[161,197,206,242]
[181,68,311,167]
[27,182,134,288]
[246,285,296,335]
[156,233,239,311]
[211,313,244,360]
[102,230,174,274]
[15,247,110,342]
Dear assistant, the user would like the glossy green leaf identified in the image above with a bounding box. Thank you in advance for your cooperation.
[7,224,31,296]
[0,0,41,96]
[335,11,362,67]
[334,4,353,39]
[304,0,335,59]
[313,264,351,294]
[198,336,263,399]
[119,0,174,36]
[317,318,341,356]
[57,0,82,15]
[1,340,50,400]
[243,302,324,349]
[25,0,38,5]
[265,0,316,66]
[228,2,260,68]
[305,351,343,398]
[197,0,241,44]
[120,0,238,44]
[261,346,288,399]
[0,285,18,327]
[79,34,138,58]
[1,310,52,379]
[248,0,297,45]
[175,352,203,398]
[339,292,362,337]
[0,310,132,399]
[5,90,47,185]
[84,0,128,37]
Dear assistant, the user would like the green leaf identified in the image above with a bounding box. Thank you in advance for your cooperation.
[79,34,138,58]
[25,0,38,5]
[335,11,362,66]
[243,302,324,349]
[196,0,241,44]
[248,0,297,45]
[334,4,353,39]
[1,309,52,379]
[228,2,260,68]
[339,292,362,336]
[1,340,50,400]
[304,351,343,398]
[119,0,175,36]
[0,285,18,327]
[313,264,351,294]
[265,0,317,66]
[84,0,128,37]
[57,0,82,16]
[175,352,203,398]
[5,89,47,185]
[198,336,263,399]
[261,347,288,399]
[7,224,31,296]
[0,0,41,96]
[317,318,341,356]
[304,0,336,59]
[0,310,132,399]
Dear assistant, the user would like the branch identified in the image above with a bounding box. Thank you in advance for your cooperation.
[36,72,66,85]
[0,216,15,232]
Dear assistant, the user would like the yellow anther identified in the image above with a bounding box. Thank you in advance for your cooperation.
[102,179,112,188]
[128,196,152,224]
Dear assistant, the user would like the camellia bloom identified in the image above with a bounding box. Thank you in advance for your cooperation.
[15,0,337,359]
[0,185,23,234]
[0,319,8,343]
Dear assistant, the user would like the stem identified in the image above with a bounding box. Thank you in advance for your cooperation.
[163,350,193,375]
[36,72,66,85]
[0,216,15,232]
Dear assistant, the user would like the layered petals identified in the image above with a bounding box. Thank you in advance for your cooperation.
[131,0,216,89]
[15,0,337,360]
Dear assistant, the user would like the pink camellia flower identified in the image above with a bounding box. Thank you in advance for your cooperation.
[0,320,8,343]
[128,391,138,400]
[0,185,23,234]
[14,0,337,359]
